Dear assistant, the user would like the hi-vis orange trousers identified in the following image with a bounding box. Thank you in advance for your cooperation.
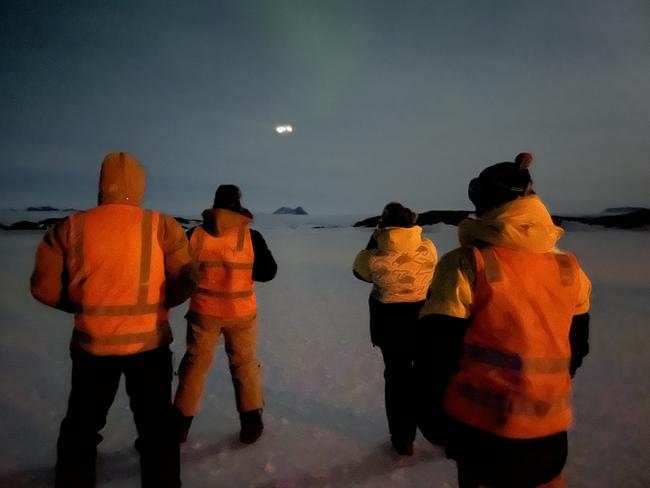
[174,317,263,416]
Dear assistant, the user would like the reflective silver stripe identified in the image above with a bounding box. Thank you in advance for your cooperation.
[463,344,570,374]
[236,225,246,251]
[554,254,575,286]
[481,248,502,283]
[70,213,86,286]
[137,210,153,303]
[191,226,206,256]
[81,303,164,316]
[195,287,253,298]
[456,383,571,417]
[73,321,172,346]
[200,260,253,270]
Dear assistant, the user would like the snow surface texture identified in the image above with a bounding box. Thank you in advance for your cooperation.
[1,215,648,487]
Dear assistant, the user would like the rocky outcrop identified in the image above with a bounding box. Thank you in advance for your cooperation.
[273,206,308,215]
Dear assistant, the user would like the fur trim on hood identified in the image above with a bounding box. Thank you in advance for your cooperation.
[458,195,563,253]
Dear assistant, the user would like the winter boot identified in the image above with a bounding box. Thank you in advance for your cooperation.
[173,407,193,444]
[391,436,414,456]
[239,409,264,444]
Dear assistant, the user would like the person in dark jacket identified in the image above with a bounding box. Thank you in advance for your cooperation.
[174,185,277,445]
[353,202,437,455]
[416,153,591,488]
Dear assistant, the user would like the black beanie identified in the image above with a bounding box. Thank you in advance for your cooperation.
[213,184,243,211]
[468,152,534,215]
[378,202,418,228]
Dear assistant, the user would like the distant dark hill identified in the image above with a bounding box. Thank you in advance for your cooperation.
[354,208,650,230]
[605,207,646,213]
[23,206,78,212]
[1,216,202,231]
[556,208,650,229]
[26,206,60,212]
[4,220,47,230]
[273,206,308,215]
[174,216,203,229]
[354,210,471,228]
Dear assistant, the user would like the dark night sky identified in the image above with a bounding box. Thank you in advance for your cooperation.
[2,0,649,215]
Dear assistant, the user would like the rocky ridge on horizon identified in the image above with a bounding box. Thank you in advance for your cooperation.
[0,214,202,231]
[353,207,650,230]
[3,206,649,231]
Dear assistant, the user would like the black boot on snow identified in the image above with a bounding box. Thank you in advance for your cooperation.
[391,436,414,456]
[239,409,264,444]
[173,407,193,444]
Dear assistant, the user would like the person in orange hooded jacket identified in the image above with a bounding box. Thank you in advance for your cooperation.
[31,152,197,488]
[173,185,277,445]
[416,153,591,488]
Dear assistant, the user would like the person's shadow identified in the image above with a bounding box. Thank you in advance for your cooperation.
[0,437,444,488]
[1,384,445,487]
[0,444,141,487]
[260,443,444,488]
[181,437,445,488]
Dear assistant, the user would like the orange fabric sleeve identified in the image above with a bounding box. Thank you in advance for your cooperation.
[30,218,73,311]
[158,214,198,307]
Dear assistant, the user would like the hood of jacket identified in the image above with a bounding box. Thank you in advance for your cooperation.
[98,152,145,206]
[201,207,253,237]
[375,225,424,252]
[458,195,563,253]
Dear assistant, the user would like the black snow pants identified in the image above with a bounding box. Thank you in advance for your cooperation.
[55,346,180,488]
[447,418,568,488]
[369,296,425,445]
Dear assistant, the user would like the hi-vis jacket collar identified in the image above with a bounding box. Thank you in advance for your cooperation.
[201,207,253,237]
[458,195,564,253]
[374,226,424,252]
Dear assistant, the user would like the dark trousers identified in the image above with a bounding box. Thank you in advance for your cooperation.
[55,347,180,488]
[369,297,424,445]
[379,340,417,444]
[447,419,567,488]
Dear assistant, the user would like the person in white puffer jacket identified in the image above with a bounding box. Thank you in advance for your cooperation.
[353,202,437,456]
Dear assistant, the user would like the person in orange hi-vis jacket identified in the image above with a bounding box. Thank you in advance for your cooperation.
[31,151,198,488]
[173,185,277,445]
[415,153,591,488]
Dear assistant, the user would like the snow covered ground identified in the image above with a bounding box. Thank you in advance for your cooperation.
[0,215,648,487]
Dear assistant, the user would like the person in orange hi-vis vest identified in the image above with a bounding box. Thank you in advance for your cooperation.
[353,202,437,456]
[173,184,277,445]
[31,152,198,488]
[415,153,591,488]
